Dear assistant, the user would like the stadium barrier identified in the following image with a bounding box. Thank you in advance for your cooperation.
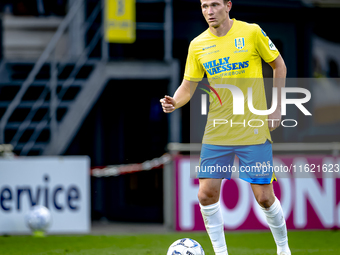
[3,142,337,233]
[90,154,172,177]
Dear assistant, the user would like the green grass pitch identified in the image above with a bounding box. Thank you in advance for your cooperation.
[0,230,339,254]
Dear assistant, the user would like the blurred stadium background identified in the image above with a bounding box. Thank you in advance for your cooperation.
[0,0,340,254]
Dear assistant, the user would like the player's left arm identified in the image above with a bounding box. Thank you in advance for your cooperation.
[267,54,287,131]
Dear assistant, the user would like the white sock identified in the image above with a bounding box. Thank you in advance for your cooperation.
[200,201,228,255]
[261,197,290,254]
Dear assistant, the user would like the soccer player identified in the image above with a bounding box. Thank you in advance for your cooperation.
[160,0,290,255]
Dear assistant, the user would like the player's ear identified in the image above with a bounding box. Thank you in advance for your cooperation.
[227,0,232,12]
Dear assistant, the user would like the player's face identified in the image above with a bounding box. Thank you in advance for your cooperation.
[201,0,230,28]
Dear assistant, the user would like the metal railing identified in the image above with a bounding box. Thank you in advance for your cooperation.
[0,0,103,154]
[0,0,174,155]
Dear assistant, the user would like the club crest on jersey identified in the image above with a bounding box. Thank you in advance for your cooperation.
[235,37,245,50]
[268,39,277,51]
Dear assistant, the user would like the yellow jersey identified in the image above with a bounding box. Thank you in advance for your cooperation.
[184,19,280,145]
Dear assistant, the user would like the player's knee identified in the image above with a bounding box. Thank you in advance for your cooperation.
[256,194,272,208]
[197,188,219,206]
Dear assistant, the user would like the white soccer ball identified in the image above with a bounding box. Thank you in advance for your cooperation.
[25,205,52,232]
[167,238,205,255]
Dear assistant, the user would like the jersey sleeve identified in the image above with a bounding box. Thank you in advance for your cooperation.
[255,25,280,63]
[183,42,205,82]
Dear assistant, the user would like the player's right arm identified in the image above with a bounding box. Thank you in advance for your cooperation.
[160,79,198,113]
[161,39,202,113]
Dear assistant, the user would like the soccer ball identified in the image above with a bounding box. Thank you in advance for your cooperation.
[167,238,205,255]
[25,205,52,235]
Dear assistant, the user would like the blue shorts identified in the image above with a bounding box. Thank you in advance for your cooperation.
[197,140,276,184]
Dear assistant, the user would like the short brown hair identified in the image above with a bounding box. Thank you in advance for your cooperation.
[224,0,231,3]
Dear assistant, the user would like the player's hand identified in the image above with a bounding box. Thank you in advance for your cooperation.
[268,110,281,131]
[160,95,176,113]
